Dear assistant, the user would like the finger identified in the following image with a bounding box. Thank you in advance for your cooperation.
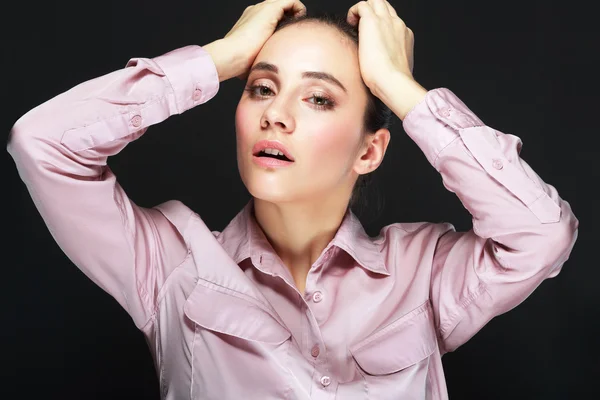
[383,0,398,17]
[347,1,371,26]
[278,0,306,17]
[368,0,388,16]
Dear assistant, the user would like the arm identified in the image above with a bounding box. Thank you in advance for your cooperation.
[399,85,578,353]
[343,0,578,354]
[7,45,219,329]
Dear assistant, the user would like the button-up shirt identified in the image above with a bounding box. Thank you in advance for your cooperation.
[7,45,578,400]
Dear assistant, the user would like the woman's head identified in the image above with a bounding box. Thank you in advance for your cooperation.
[235,12,393,213]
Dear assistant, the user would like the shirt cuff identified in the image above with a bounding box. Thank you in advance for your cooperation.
[402,88,485,168]
[128,45,220,114]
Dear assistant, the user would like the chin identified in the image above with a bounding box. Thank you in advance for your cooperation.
[246,181,297,204]
[238,161,292,202]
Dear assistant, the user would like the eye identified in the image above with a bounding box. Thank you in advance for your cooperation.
[307,94,335,110]
[313,96,326,105]
[244,84,336,111]
[244,84,274,97]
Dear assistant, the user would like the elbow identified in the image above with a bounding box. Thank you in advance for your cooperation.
[7,103,60,163]
[7,93,65,158]
[7,118,31,160]
[6,120,39,182]
[7,112,55,177]
[7,110,41,159]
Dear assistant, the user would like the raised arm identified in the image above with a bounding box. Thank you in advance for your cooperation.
[345,0,578,353]
[7,45,220,329]
[401,86,578,353]
[7,0,308,330]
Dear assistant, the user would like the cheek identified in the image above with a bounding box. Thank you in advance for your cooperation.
[235,102,256,155]
[304,122,360,168]
[235,103,251,140]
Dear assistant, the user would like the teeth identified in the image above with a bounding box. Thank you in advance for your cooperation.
[263,148,284,156]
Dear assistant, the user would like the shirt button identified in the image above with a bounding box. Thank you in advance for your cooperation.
[192,88,202,101]
[311,345,320,358]
[320,375,331,387]
[131,115,142,127]
[312,291,323,303]
[492,159,504,170]
[440,107,451,117]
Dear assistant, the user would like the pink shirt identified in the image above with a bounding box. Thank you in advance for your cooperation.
[7,45,578,400]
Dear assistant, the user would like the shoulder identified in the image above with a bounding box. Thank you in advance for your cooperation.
[377,220,456,244]
[373,220,457,261]
[152,199,219,245]
[154,199,195,230]
[153,199,225,239]
[372,221,457,275]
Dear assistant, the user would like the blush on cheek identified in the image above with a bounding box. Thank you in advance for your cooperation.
[314,123,359,163]
[235,104,255,148]
[235,105,248,134]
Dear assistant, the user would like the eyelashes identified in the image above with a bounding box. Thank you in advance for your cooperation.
[244,84,336,111]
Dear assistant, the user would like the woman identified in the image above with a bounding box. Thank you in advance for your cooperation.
[7,0,578,399]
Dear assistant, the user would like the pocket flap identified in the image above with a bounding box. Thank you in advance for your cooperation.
[184,280,291,345]
[349,301,436,375]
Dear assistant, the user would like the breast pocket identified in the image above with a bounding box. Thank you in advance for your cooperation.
[349,301,437,399]
[183,280,293,400]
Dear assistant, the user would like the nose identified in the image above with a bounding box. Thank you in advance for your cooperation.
[260,102,295,133]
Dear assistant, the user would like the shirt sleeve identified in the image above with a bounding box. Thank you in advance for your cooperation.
[402,88,579,353]
[6,45,220,329]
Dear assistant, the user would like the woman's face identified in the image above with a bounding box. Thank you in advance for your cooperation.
[235,22,375,205]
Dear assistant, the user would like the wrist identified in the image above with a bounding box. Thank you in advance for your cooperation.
[374,72,428,121]
[203,39,245,82]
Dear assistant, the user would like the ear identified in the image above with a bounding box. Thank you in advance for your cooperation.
[353,128,391,175]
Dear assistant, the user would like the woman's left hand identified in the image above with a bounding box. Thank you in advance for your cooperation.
[347,0,416,97]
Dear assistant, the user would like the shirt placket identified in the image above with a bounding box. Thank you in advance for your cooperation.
[303,249,337,399]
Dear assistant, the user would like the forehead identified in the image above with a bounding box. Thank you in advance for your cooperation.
[254,22,361,85]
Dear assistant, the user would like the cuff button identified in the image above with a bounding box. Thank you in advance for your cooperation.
[193,89,202,101]
[131,115,142,127]
[492,159,504,170]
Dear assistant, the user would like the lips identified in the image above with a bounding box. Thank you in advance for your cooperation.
[252,155,294,168]
[252,140,295,162]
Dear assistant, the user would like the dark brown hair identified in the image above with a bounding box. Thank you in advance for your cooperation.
[274,11,393,220]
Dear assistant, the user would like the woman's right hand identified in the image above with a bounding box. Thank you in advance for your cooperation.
[204,0,306,82]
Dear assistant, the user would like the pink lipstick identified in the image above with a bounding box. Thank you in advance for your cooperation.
[252,140,295,169]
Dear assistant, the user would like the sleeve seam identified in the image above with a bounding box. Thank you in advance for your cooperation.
[432,136,462,170]
[159,71,180,115]
[439,281,487,338]
[145,210,195,323]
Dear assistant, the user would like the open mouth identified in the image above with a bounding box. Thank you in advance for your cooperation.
[256,150,293,162]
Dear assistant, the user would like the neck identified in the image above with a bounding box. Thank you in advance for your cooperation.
[252,194,349,283]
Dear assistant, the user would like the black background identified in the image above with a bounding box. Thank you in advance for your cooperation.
[3,0,599,398]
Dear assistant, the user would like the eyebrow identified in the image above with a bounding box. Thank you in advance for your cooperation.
[248,62,347,93]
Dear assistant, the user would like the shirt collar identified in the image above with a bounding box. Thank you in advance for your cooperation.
[217,198,389,276]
